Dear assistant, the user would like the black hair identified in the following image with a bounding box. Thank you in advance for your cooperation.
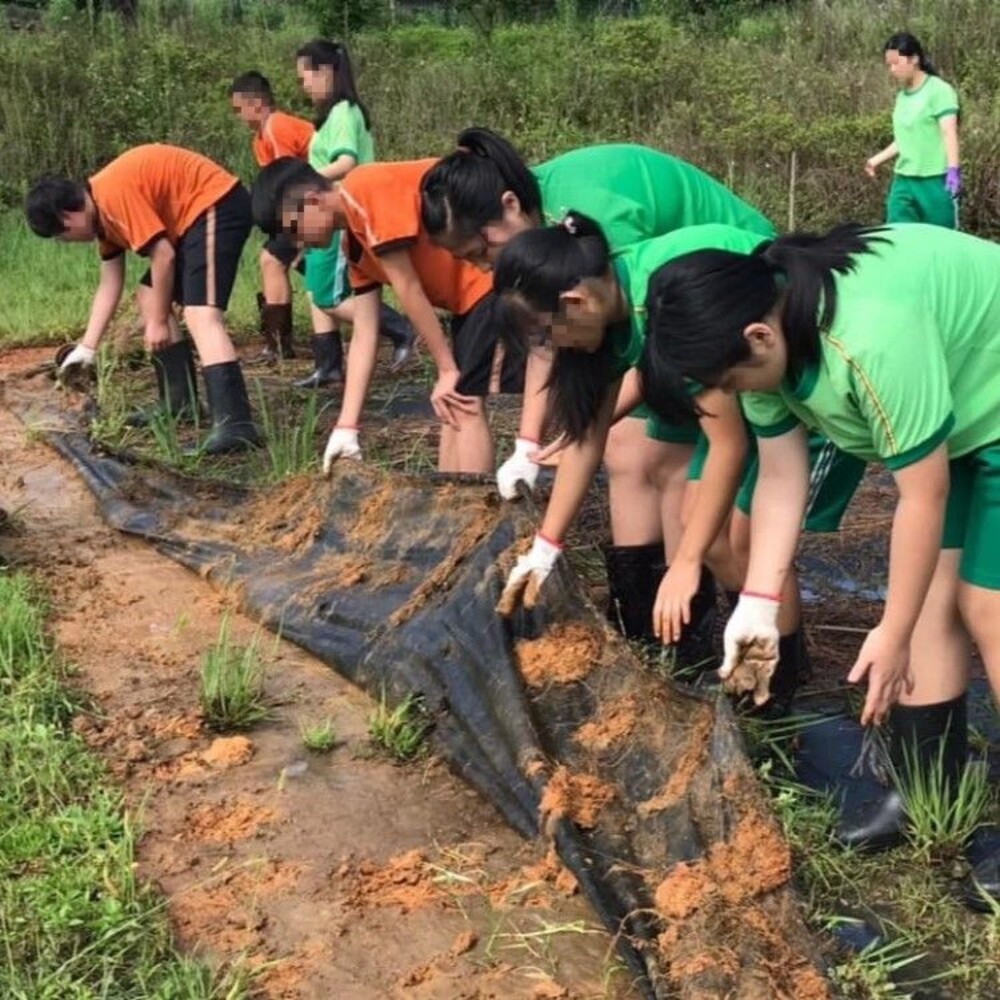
[420,127,542,241]
[884,32,937,75]
[639,224,887,424]
[25,175,87,238]
[251,157,327,236]
[229,70,274,104]
[296,39,371,131]
[494,211,618,442]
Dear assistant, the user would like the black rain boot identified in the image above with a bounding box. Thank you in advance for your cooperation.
[294,331,343,389]
[604,542,664,644]
[836,694,968,853]
[259,300,296,364]
[248,292,278,365]
[126,340,199,428]
[379,302,416,372]
[197,362,263,455]
[674,567,719,673]
[960,847,1000,912]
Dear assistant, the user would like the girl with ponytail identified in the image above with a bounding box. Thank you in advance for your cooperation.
[641,222,1000,908]
[422,127,775,653]
[865,33,961,228]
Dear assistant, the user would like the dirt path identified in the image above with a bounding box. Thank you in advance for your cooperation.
[0,358,633,1000]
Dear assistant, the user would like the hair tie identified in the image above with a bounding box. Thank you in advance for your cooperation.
[561,215,577,236]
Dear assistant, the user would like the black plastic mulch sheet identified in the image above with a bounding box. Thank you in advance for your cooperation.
[8,387,832,1000]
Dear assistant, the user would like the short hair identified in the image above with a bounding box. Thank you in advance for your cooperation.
[25,176,87,238]
[251,157,326,236]
[229,70,274,104]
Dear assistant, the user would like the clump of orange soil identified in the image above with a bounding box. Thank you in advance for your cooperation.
[654,861,714,921]
[708,813,791,904]
[722,636,778,706]
[201,735,254,768]
[238,475,330,555]
[539,767,615,831]
[515,623,604,688]
[184,799,278,843]
[638,705,713,816]
[340,849,448,913]
[574,694,639,751]
[487,847,578,907]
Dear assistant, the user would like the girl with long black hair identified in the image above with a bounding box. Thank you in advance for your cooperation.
[865,33,961,228]
[492,214,863,706]
[639,222,1000,909]
[421,127,776,648]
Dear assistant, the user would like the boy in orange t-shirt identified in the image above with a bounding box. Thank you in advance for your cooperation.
[252,157,531,474]
[230,71,314,363]
[26,144,260,454]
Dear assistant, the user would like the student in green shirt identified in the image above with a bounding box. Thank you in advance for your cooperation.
[638,222,1000,909]
[491,216,861,710]
[420,128,776,652]
[865,33,961,228]
[293,39,413,388]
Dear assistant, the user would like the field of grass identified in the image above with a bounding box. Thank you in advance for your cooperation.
[0,570,248,998]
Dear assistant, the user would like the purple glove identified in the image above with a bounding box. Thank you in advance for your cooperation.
[945,166,962,198]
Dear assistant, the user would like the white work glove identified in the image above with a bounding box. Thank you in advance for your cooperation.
[58,343,96,376]
[496,437,540,500]
[721,593,781,706]
[496,533,563,616]
[322,426,362,476]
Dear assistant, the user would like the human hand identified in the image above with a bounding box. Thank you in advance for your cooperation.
[497,438,540,500]
[847,623,915,726]
[653,559,702,645]
[496,534,563,616]
[430,368,479,428]
[322,425,361,476]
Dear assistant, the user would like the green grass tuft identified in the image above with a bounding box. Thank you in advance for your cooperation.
[199,615,270,732]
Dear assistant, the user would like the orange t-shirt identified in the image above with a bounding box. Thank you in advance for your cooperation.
[339,159,491,316]
[252,111,315,167]
[89,144,239,259]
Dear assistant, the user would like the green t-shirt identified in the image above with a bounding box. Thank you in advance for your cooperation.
[742,224,1000,469]
[892,75,959,177]
[308,101,374,171]
[606,224,771,381]
[531,145,775,254]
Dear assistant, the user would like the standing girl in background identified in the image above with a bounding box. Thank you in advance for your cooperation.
[865,33,961,228]
[294,40,413,388]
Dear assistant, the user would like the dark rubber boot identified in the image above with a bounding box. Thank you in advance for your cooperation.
[197,362,262,455]
[263,302,295,361]
[379,303,416,372]
[960,847,1000,912]
[604,542,663,643]
[836,694,968,852]
[294,332,344,389]
[126,340,199,428]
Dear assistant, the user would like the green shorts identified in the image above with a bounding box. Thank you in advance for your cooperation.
[886,175,958,230]
[687,433,866,533]
[305,229,350,310]
[943,442,1000,590]
[636,405,700,445]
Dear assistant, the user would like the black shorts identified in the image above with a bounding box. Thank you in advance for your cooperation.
[139,183,252,310]
[263,231,305,274]
[451,293,526,397]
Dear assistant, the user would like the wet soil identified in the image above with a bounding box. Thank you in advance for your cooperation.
[0,348,637,1000]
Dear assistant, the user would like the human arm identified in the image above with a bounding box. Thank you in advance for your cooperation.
[143,237,176,351]
[865,141,899,177]
[611,369,645,424]
[323,287,380,472]
[497,381,618,614]
[654,390,749,643]
[939,115,961,195]
[497,346,552,499]
[378,247,477,428]
[847,446,948,725]
[316,154,357,182]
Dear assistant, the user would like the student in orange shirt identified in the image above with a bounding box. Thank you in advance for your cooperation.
[252,156,529,473]
[230,70,314,363]
[26,144,261,454]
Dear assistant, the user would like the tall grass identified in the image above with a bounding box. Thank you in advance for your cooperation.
[2,0,1000,342]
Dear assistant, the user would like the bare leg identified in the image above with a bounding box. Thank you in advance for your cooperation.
[260,248,292,305]
[437,399,493,474]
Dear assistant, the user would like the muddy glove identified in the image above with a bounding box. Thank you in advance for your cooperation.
[945,166,962,198]
[322,426,361,476]
[58,343,96,376]
[721,593,781,706]
[496,437,540,500]
[496,533,562,616]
